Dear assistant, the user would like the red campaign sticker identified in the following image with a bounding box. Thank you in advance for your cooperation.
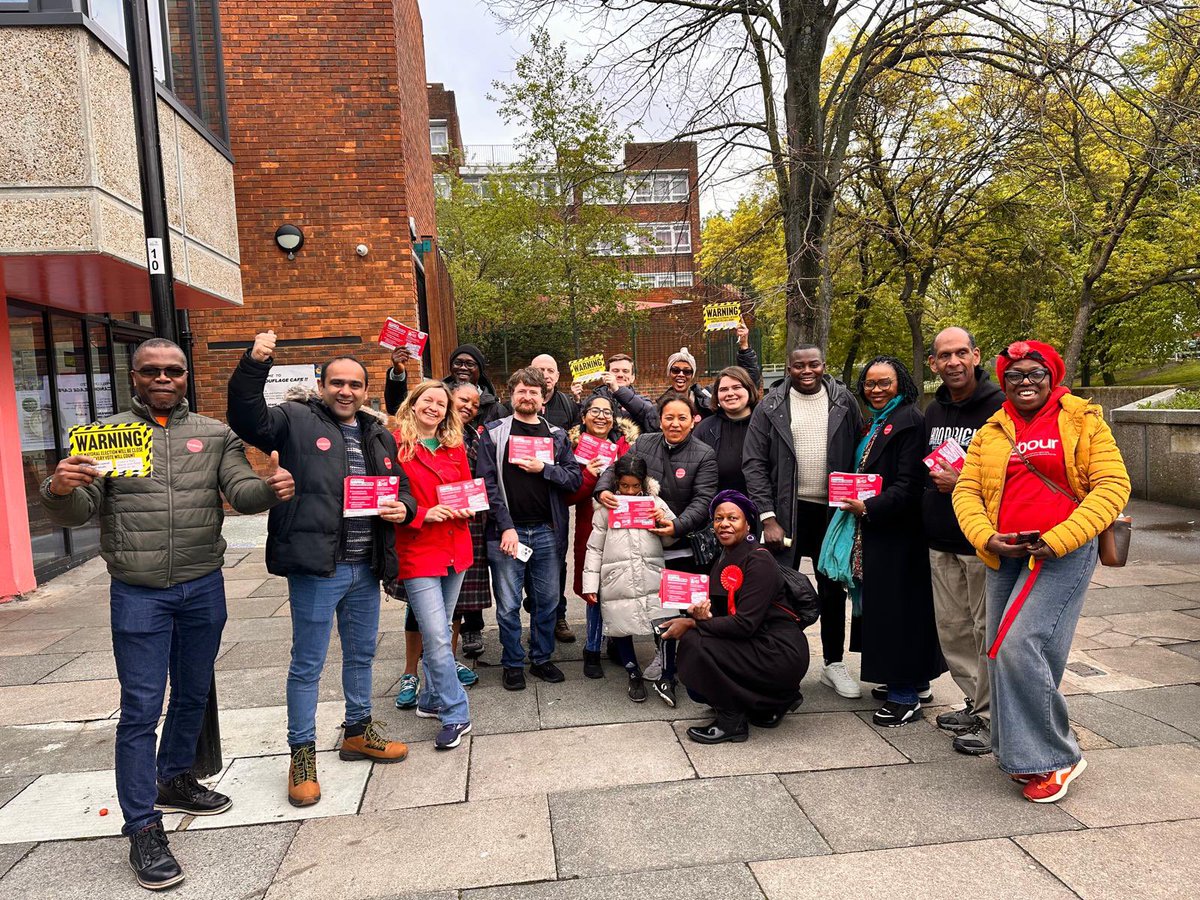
[675,467,686,479]
[186,439,203,453]
[316,437,332,451]
[383,457,393,470]
[884,424,893,435]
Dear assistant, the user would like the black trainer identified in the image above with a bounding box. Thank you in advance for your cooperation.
[129,822,183,891]
[627,673,647,703]
[502,667,526,691]
[873,700,923,728]
[652,678,677,708]
[529,661,565,683]
[154,771,232,816]
[582,650,604,679]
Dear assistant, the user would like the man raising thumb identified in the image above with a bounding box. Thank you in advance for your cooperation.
[263,450,294,501]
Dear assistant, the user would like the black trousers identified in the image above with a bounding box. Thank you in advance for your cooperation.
[791,500,848,664]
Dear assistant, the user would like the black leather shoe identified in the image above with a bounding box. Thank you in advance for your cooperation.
[129,822,184,890]
[155,771,232,816]
[529,661,565,683]
[502,667,527,691]
[748,710,785,728]
[686,712,749,744]
[582,650,604,679]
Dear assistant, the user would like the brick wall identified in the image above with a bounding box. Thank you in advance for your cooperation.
[189,1,455,428]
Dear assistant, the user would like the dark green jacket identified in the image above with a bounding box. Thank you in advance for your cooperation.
[40,396,278,588]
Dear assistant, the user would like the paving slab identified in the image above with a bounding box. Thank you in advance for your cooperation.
[385,679,541,739]
[218,617,295,643]
[750,837,1075,900]
[673,711,907,777]
[1016,818,1200,900]
[1164,640,1200,661]
[216,577,270,600]
[463,862,766,900]
[1156,580,1200,602]
[39,627,112,654]
[1087,644,1200,685]
[1071,723,1118,751]
[469,721,694,799]
[213,665,394,710]
[781,758,1081,852]
[266,795,555,898]
[0,720,116,776]
[1089,564,1200,587]
[0,844,33,882]
[0,653,77,686]
[223,596,288,618]
[1103,609,1200,642]
[215,639,332,671]
[535,675,708,728]
[0,680,120,725]
[0,822,297,900]
[550,774,829,877]
[852,710,962,763]
[1065,693,1192,746]
[1054,743,1200,827]
[0,608,32,628]
[360,737,470,811]
[35,650,117,683]
[187,751,371,830]
[4,604,112,630]
[0,628,79,656]
[0,776,34,809]
[0,770,182,843]
[1082,586,1196,616]
[209,702,348,758]
[249,577,290,598]
[1074,616,1113,638]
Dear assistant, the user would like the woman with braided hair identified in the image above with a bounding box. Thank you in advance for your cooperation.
[820,356,945,728]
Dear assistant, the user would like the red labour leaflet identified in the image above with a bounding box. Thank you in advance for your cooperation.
[344,476,400,517]
[436,478,490,512]
[574,433,618,468]
[923,438,966,473]
[660,571,710,609]
[608,497,657,530]
[827,472,883,508]
[378,318,428,357]
[508,435,555,464]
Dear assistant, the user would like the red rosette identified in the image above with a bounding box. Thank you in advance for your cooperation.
[721,565,744,614]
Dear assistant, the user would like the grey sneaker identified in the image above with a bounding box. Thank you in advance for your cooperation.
[642,645,664,682]
[936,707,981,733]
[953,722,992,756]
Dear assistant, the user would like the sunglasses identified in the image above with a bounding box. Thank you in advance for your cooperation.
[669,367,694,376]
[133,366,188,379]
[1003,368,1050,386]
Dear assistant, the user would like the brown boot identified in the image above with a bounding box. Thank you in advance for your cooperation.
[288,743,320,808]
[339,719,408,763]
[555,617,576,643]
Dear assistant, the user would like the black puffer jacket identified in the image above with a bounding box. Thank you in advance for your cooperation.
[594,432,718,541]
[228,353,416,580]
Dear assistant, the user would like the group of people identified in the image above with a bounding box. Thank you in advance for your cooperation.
[41,323,1130,891]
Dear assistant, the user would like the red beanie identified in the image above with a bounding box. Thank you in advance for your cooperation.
[996,340,1066,386]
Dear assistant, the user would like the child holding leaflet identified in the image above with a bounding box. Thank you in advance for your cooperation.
[581,455,676,702]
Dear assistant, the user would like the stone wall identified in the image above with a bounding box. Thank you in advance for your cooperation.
[1112,390,1200,509]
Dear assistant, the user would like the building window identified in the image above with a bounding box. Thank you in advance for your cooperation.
[645,222,692,254]
[626,271,694,289]
[430,121,450,155]
[433,174,451,199]
[628,171,689,204]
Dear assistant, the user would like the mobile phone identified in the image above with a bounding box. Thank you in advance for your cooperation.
[1007,531,1040,545]
[652,617,681,637]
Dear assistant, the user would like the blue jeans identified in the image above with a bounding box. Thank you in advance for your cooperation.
[488,523,560,668]
[987,540,1098,775]
[110,569,226,835]
[405,571,469,725]
[286,561,380,746]
[887,682,931,705]
[585,602,604,653]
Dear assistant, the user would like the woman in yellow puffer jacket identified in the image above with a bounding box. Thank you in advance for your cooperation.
[953,340,1129,805]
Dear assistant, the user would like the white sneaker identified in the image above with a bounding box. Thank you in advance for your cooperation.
[819,661,862,699]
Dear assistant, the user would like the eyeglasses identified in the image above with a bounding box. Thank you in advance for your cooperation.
[586,409,614,418]
[133,366,188,379]
[863,378,894,391]
[669,367,693,376]
[1003,368,1050,386]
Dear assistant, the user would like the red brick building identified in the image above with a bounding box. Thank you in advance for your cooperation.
[189,2,456,419]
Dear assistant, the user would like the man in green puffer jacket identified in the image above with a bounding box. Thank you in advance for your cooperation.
[39,338,294,892]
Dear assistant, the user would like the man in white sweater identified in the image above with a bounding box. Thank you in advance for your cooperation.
[743,346,864,698]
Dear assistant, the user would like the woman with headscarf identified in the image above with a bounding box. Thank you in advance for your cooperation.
[819,356,945,728]
[953,340,1129,803]
[666,490,810,743]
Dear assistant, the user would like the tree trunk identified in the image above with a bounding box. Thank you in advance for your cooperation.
[1062,287,1094,385]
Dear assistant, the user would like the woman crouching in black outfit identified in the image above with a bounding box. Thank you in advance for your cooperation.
[664,490,810,743]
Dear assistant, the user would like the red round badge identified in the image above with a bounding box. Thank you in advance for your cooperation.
[884,424,893,435]
[316,437,332,451]
[383,457,393,470]
[186,439,203,453]
[675,467,686,479]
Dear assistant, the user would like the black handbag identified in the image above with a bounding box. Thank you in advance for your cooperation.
[687,525,720,568]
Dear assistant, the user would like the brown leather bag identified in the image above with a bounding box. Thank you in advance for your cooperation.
[1004,434,1131,567]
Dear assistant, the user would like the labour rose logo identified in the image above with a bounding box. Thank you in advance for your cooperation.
[316,437,331,451]
[186,439,203,453]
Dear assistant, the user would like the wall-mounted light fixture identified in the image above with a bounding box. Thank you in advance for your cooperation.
[274,224,304,260]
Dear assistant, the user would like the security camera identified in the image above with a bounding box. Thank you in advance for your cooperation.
[355,244,369,257]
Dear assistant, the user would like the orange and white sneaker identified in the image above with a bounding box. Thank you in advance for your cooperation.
[1022,758,1087,803]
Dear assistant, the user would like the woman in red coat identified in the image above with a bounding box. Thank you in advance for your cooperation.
[392,381,475,751]
[565,394,638,677]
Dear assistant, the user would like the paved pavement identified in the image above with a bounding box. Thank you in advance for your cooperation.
[0,499,1197,898]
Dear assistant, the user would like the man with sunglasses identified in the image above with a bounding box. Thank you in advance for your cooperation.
[924,328,1003,754]
[40,338,294,891]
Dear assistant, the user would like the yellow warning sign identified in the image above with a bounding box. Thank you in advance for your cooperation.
[68,423,154,477]
[569,353,607,383]
[703,302,742,331]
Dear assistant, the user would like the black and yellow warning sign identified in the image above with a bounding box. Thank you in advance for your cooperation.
[68,423,153,477]
[703,302,741,331]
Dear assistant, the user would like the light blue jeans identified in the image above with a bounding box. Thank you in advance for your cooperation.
[488,523,560,668]
[405,570,469,725]
[986,540,1098,775]
[286,562,380,746]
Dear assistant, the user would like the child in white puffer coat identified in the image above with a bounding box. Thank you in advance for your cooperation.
[581,454,676,702]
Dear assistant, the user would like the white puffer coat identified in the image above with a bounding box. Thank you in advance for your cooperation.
[581,480,676,638]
